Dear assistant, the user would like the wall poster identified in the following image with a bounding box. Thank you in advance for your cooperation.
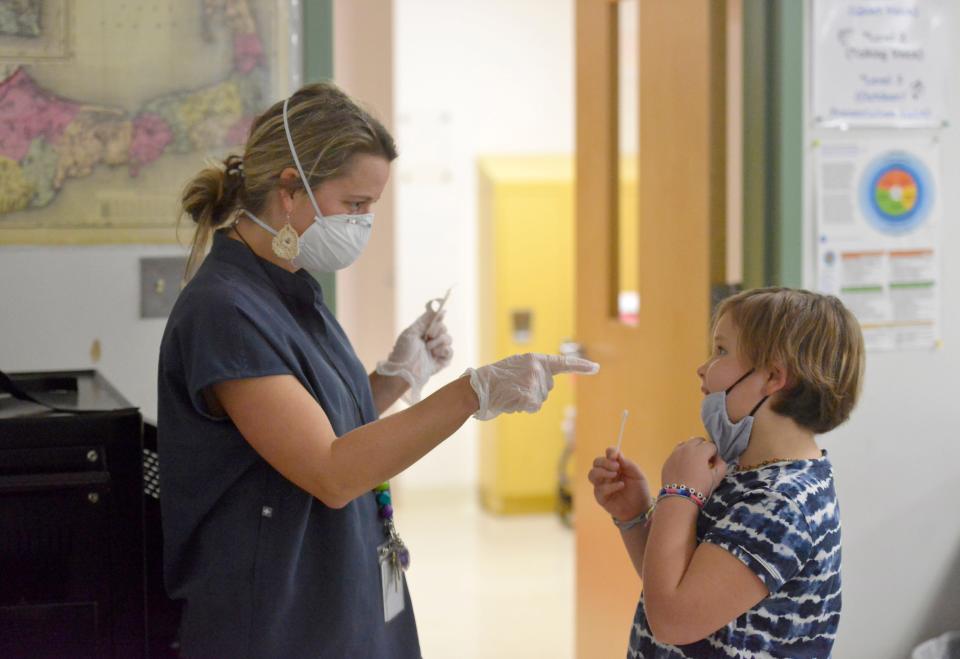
[815,138,941,351]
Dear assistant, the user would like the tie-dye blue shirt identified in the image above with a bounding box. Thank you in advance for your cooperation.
[629,453,841,658]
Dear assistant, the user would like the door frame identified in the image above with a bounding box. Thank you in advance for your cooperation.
[574,1,727,656]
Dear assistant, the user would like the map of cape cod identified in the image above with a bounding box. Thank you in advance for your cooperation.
[0,0,289,243]
[0,0,43,38]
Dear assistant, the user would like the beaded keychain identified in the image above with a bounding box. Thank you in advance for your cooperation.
[375,481,410,588]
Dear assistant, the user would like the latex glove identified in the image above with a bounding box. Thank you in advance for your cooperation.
[464,353,599,421]
[376,302,453,404]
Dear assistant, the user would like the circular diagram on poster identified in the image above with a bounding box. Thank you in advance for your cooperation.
[859,151,935,236]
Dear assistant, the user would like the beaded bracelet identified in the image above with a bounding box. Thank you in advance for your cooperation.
[612,501,657,531]
[657,483,707,509]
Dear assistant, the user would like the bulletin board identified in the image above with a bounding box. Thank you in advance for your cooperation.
[812,0,948,128]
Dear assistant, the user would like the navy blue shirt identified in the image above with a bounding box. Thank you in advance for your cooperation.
[629,454,841,658]
[158,232,421,658]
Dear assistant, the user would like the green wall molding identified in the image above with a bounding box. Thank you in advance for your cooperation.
[743,0,804,289]
[303,0,337,310]
[304,0,334,83]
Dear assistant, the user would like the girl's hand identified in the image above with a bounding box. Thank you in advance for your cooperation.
[660,437,728,498]
[588,448,653,522]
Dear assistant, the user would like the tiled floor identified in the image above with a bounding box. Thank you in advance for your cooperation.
[393,487,574,659]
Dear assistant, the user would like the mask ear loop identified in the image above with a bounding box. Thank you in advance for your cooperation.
[239,207,300,261]
[724,368,755,395]
[282,97,326,222]
[725,368,768,417]
[748,396,768,417]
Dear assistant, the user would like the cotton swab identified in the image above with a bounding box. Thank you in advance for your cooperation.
[615,409,629,456]
[425,287,453,338]
[431,287,452,315]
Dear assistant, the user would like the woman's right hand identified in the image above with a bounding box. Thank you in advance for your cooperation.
[588,448,653,522]
[464,353,599,421]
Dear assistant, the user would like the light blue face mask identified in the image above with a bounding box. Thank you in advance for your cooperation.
[700,369,768,464]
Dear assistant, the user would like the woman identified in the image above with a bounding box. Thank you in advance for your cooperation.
[157,81,597,658]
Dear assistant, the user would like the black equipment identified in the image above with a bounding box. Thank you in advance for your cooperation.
[0,370,179,658]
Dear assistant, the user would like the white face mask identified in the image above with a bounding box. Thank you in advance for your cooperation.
[242,97,374,273]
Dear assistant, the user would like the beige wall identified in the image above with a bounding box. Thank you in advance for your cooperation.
[333,0,396,372]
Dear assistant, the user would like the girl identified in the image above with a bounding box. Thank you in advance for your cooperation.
[589,288,864,657]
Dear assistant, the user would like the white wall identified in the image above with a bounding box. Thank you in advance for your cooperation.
[806,3,960,657]
[0,244,184,422]
[392,0,574,490]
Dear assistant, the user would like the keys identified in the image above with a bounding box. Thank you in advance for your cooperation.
[392,551,403,591]
[379,520,411,587]
[378,538,407,622]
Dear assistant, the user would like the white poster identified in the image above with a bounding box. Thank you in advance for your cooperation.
[815,139,941,351]
[812,0,948,128]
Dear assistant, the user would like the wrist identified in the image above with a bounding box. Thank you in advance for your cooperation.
[456,374,480,416]
[624,493,656,520]
[612,500,656,531]
[660,473,710,497]
[656,483,707,509]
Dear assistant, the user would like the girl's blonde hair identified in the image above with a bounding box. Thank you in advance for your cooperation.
[714,287,865,434]
[179,81,397,278]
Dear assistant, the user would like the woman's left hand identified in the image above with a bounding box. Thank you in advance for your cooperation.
[660,437,728,499]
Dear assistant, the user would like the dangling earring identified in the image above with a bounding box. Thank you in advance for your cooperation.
[272,213,300,260]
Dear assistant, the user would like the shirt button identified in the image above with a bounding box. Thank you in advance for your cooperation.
[261,506,274,518]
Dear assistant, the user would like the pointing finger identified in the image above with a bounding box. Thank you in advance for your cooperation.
[538,354,600,376]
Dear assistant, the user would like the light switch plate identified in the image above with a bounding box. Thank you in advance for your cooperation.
[140,257,187,319]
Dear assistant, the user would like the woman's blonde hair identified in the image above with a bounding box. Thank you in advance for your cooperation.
[714,287,865,434]
[179,81,397,278]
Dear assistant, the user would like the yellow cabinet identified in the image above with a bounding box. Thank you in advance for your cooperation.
[477,155,575,514]
[476,154,639,514]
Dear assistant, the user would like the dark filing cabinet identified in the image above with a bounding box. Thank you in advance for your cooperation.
[0,370,152,658]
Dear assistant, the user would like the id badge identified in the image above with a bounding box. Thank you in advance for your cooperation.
[378,543,406,622]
